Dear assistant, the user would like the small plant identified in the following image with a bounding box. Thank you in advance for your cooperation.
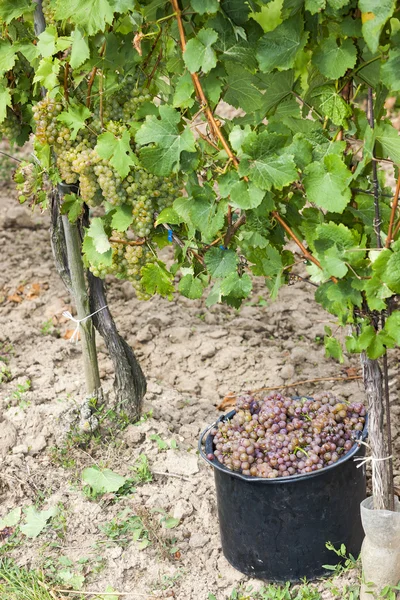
[129,454,153,485]
[101,509,151,550]
[40,318,60,337]
[149,434,179,451]
[323,542,359,577]
[81,466,127,500]
[0,559,57,600]
[0,364,12,384]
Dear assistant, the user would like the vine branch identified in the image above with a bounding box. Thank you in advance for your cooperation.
[272,211,338,284]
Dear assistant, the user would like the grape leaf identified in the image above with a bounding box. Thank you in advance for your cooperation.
[111,205,133,231]
[383,311,400,344]
[303,155,351,213]
[239,132,298,191]
[183,29,218,74]
[259,70,294,115]
[82,235,112,268]
[155,208,182,226]
[178,274,204,299]
[54,0,115,35]
[204,247,238,278]
[375,123,400,164]
[33,57,61,91]
[58,571,85,591]
[0,0,33,23]
[359,0,396,54]
[381,48,400,92]
[82,467,126,494]
[257,16,308,73]
[313,37,357,79]
[0,85,11,124]
[136,105,196,176]
[0,507,21,530]
[0,40,16,76]
[57,102,91,141]
[214,23,257,70]
[37,26,59,58]
[60,193,83,223]
[141,263,174,298]
[86,218,112,254]
[173,72,195,109]
[220,0,250,25]
[96,130,136,178]
[223,64,264,113]
[324,336,344,363]
[70,28,90,70]
[229,181,265,209]
[382,252,400,293]
[20,506,58,539]
[312,86,352,126]
[305,0,326,14]
[190,0,219,13]
[220,272,252,298]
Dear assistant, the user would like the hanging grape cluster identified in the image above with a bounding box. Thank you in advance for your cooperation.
[211,391,366,478]
[26,81,183,298]
[89,231,156,300]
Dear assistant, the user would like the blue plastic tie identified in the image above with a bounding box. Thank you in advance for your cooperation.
[168,229,173,243]
[219,245,226,250]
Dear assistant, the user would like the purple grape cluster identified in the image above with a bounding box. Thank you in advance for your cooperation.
[210,392,366,478]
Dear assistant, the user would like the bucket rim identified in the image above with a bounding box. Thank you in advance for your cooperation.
[199,408,368,484]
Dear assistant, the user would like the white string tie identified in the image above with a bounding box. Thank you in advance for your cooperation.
[353,440,393,469]
[62,306,108,342]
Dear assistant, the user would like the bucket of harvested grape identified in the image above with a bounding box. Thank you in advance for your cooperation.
[199,392,367,582]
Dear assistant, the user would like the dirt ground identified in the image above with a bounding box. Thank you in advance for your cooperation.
[0,157,399,600]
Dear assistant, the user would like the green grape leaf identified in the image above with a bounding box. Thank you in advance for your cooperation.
[54,0,115,35]
[375,123,400,164]
[136,105,196,176]
[220,272,252,298]
[82,467,126,494]
[230,181,265,209]
[204,247,238,279]
[286,133,313,171]
[173,71,195,109]
[359,0,396,54]
[70,28,90,70]
[383,311,400,344]
[319,247,348,278]
[14,41,40,63]
[111,205,134,231]
[190,0,219,13]
[141,262,174,298]
[178,274,204,299]
[183,28,218,74]
[313,37,357,79]
[303,155,351,213]
[257,16,308,73]
[0,40,16,76]
[0,507,21,530]
[57,102,91,141]
[155,208,182,226]
[312,86,352,126]
[381,48,400,92]
[20,506,58,539]
[0,0,33,22]
[220,0,250,25]
[33,57,61,91]
[229,125,252,154]
[382,251,400,293]
[206,280,223,307]
[96,130,136,178]
[239,132,298,191]
[224,64,264,113]
[0,85,12,124]
[60,193,83,223]
[259,70,295,115]
[174,191,227,242]
[324,336,344,363]
[82,235,112,268]
[305,0,326,14]
[37,26,59,59]
[86,217,112,254]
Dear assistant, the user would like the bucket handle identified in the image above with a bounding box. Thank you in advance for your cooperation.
[198,421,217,461]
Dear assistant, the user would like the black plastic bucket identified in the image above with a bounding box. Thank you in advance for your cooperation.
[199,410,367,582]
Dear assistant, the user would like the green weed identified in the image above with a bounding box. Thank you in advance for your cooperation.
[0,559,57,600]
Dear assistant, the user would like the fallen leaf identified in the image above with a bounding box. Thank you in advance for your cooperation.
[25,283,41,299]
[217,393,236,411]
[63,329,80,341]
[344,367,359,378]
[7,294,23,303]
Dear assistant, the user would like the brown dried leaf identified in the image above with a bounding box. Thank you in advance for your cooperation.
[63,329,80,341]
[217,394,236,411]
[7,294,23,303]
[25,282,41,299]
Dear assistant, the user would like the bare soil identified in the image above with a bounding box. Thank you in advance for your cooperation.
[0,170,399,600]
